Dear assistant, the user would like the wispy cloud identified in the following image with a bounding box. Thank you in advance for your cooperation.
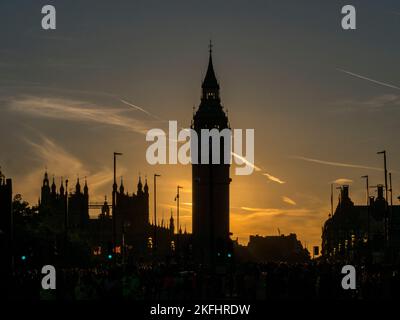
[282,196,296,205]
[291,155,384,172]
[7,95,150,135]
[263,172,285,184]
[334,94,400,112]
[26,136,83,177]
[239,207,313,219]
[241,207,282,215]
[337,68,400,90]
[20,135,119,205]
[181,202,192,206]
[333,178,353,184]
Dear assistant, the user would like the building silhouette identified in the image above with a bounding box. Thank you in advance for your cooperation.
[0,169,12,273]
[322,185,400,263]
[38,171,179,260]
[246,234,310,263]
[115,176,149,236]
[192,45,232,265]
[39,172,89,231]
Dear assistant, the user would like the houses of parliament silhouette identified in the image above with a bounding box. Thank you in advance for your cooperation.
[38,171,181,259]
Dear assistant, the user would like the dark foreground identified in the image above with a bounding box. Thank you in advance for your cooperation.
[5,262,400,300]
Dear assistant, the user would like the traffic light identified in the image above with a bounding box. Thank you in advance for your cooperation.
[21,255,27,261]
[106,242,113,261]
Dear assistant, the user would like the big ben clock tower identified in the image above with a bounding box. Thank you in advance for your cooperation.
[192,43,231,265]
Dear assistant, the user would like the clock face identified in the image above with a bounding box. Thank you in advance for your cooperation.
[0,0,399,306]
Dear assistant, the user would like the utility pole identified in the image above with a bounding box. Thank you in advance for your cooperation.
[176,186,183,235]
[330,183,333,216]
[112,152,122,258]
[176,185,183,252]
[153,174,161,253]
[65,179,69,236]
[389,173,393,207]
[361,175,369,242]
[389,172,393,248]
[361,175,369,203]
[377,150,388,244]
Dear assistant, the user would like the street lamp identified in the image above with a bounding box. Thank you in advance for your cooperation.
[153,174,161,252]
[176,186,183,235]
[65,178,69,234]
[377,151,388,203]
[112,152,122,256]
[175,185,183,253]
[361,175,369,243]
[377,150,388,244]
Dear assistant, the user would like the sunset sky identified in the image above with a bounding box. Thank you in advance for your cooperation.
[1,0,400,250]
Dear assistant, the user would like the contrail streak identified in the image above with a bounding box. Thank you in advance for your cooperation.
[119,99,162,120]
[263,173,285,184]
[337,69,400,90]
[291,155,383,171]
[231,152,261,172]
[282,196,296,205]
[231,153,287,184]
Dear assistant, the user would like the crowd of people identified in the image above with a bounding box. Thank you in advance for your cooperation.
[5,261,400,300]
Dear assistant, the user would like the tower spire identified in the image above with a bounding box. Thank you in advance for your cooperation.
[84,176,88,195]
[201,41,219,102]
[119,176,124,194]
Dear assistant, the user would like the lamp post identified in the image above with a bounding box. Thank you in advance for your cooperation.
[377,150,388,244]
[153,174,161,253]
[389,173,393,207]
[361,175,369,243]
[112,152,122,257]
[65,179,69,235]
[176,185,183,252]
[389,172,393,248]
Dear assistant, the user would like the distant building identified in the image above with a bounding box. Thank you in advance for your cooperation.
[322,185,400,263]
[245,233,310,263]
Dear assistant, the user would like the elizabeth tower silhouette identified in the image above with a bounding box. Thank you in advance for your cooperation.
[192,44,231,265]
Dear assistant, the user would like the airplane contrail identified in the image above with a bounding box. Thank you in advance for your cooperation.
[263,173,285,184]
[231,152,261,172]
[291,155,384,171]
[282,196,296,205]
[337,68,400,90]
[231,153,288,184]
[119,99,162,120]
